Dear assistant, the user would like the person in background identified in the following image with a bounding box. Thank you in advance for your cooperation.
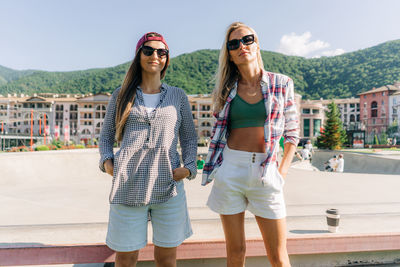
[99,32,197,267]
[197,155,205,170]
[336,154,344,173]
[300,146,312,162]
[203,22,299,267]
[324,155,338,172]
[294,150,303,161]
[304,139,314,154]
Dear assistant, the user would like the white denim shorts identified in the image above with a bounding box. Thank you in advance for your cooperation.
[207,145,286,219]
[106,182,192,252]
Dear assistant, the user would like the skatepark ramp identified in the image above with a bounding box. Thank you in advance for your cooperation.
[311,151,400,175]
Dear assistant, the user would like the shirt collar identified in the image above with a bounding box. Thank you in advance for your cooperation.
[137,83,167,92]
[260,69,269,86]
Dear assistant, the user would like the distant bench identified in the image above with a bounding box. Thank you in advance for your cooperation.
[1,233,400,265]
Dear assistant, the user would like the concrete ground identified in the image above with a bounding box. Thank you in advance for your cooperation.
[1,149,400,266]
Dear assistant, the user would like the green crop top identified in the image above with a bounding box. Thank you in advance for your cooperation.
[229,94,266,129]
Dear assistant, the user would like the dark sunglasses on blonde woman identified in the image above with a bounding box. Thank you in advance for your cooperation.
[227,34,255,51]
[141,45,169,57]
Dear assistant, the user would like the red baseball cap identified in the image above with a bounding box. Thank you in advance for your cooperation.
[135,32,169,54]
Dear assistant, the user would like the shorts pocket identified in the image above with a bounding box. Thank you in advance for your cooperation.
[212,161,226,186]
[261,164,284,192]
[275,168,285,187]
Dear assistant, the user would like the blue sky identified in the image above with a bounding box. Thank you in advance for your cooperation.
[1,0,400,71]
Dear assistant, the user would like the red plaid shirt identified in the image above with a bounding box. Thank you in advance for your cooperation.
[202,70,300,185]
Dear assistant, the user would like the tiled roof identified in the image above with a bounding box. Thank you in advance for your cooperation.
[358,85,400,95]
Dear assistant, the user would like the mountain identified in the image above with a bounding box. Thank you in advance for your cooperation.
[0,65,35,86]
[1,40,400,99]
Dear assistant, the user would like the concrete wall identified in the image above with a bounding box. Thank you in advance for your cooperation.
[311,151,400,175]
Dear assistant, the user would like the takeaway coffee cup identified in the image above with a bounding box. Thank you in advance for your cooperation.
[326,209,340,233]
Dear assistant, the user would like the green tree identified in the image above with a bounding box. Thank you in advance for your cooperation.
[316,102,347,150]
[386,119,398,137]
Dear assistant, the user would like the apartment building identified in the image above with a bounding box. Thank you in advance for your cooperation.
[298,97,360,139]
[389,88,400,126]
[188,95,214,141]
[359,83,400,137]
[0,93,110,143]
[0,91,364,146]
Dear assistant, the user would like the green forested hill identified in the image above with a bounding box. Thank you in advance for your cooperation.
[1,40,400,99]
[0,65,35,86]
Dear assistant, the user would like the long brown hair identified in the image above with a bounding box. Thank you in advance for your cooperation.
[213,22,264,113]
[115,39,170,141]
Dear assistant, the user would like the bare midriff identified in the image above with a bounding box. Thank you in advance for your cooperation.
[227,127,265,153]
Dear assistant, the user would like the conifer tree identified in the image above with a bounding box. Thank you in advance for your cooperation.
[317,102,347,150]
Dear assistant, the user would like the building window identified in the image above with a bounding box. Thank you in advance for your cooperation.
[364,95,366,99]
[373,93,376,97]
[382,92,385,96]
[312,109,319,114]
[350,114,355,122]
[371,101,378,117]
[313,119,321,136]
[303,119,310,137]
[302,108,310,114]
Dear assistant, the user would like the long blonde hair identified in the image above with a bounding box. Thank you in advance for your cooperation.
[213,22,264,113]
[115,42,170,141]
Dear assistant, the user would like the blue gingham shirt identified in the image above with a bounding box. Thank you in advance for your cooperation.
[99,84,197,206]
[202,70,300,186]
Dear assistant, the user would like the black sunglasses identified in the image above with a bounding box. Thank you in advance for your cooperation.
[141,45,169,57]
[227,34,255,51]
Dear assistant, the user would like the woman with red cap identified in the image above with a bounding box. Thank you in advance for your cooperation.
[99,32,197,267]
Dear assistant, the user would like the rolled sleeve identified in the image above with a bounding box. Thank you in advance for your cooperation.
[179,93,198,180]
[283,79,300,146]
[98,88,119,172]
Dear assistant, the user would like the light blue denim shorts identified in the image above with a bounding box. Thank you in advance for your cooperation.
[106,181,192,252]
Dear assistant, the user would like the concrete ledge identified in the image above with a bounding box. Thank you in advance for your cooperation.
[1,233,400,266]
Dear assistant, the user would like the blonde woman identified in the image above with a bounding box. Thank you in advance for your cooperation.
[203,23,299,267]
[99,32,197,267]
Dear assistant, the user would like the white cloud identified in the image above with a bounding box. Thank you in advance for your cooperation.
[277,32,345,58]
[320,48,346,57]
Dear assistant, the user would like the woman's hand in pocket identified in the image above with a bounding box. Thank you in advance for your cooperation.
[104,159,114,176]
[278,167,287,179]
[172,167,190,181]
